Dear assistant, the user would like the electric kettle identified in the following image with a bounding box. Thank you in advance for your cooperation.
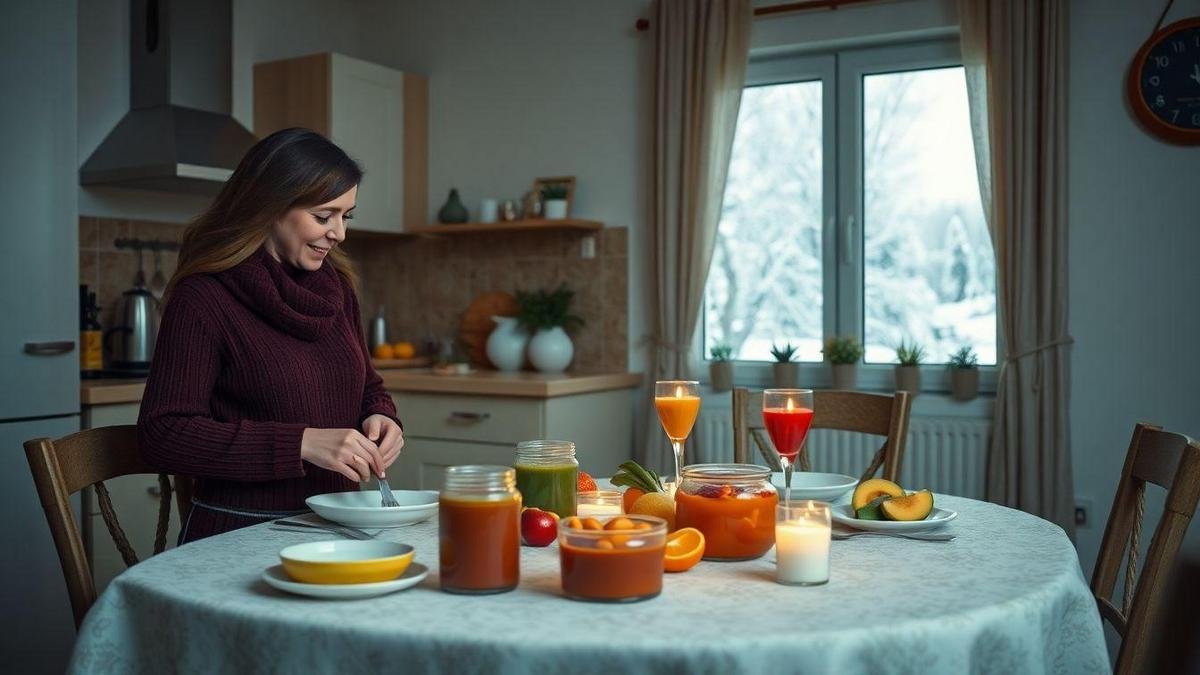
[104,285,159,372]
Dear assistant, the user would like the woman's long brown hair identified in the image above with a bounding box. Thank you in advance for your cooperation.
[164,128,363,305]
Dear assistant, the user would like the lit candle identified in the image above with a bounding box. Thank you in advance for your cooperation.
[576,490,624,517]
[775,501,831,585]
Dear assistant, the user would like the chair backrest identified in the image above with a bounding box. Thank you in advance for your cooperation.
[732,388,912,482]
[1090,423,1200,675]
[23,425,191,628]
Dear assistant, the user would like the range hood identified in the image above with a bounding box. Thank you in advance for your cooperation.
[81,0,256,195]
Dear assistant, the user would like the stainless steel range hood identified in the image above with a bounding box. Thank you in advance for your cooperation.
[81,0,256,195]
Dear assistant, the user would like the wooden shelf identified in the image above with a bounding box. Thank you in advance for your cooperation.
[405,218,603,236]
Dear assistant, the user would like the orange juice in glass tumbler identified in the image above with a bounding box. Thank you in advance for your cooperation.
[654,380,700,489]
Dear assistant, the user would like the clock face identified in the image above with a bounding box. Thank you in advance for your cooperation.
[1128,18,1200,143]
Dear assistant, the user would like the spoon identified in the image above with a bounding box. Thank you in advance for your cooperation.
[149,245,167,299]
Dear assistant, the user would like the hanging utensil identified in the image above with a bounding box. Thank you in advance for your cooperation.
[149,244,167,299]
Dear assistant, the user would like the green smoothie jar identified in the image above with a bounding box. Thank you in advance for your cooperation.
[514,440,578,518]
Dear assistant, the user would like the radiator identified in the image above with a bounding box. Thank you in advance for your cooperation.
[692,408,990,499]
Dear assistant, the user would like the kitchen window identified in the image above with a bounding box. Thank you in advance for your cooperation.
[701,40,998,392]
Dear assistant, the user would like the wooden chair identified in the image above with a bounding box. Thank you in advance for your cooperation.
[1090,423,1200,675]
[732,388,912,483]
[24,425,192,628]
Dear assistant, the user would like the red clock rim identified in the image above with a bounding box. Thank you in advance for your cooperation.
[1125,16,1200,145]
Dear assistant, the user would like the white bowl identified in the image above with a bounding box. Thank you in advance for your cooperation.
[769,472,858,502]
[305,490,438,528]
[831,503,958,532]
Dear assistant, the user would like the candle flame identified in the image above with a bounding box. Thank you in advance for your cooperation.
[675,385,683,398]
[786,398,794,411]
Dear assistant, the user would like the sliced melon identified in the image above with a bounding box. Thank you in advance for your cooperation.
[851,478,905,510]
[855,495,891,520]
[880,490,935,521]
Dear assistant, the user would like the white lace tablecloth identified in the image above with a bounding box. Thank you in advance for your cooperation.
[70,495,1109,674]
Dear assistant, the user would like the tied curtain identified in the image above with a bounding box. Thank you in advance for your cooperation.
[644,0,751,473]
[959,0,1076,536]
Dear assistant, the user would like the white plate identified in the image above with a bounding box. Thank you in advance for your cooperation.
[306,490,438,528]
[769,472,858,502]
[262,563,428,599]
[831,503,958,531]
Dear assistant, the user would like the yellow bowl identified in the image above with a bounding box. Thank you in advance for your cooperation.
[279,540,414,585]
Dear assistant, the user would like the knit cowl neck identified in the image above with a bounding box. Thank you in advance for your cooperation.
[217,245,344,341]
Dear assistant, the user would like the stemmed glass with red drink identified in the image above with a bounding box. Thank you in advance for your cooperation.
[762,389,814,506]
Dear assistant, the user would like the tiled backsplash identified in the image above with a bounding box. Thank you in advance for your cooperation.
[80,216,629,373]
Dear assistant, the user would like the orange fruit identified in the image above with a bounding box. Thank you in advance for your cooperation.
[629,492,675,531]
[604,517,635,531]
[392,341,416,359]
[577,471,598,492]
[622,487,646,512]
[372,343,395,360]
[664,527,705,572]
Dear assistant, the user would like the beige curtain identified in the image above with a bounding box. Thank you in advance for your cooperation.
[960,0,1076,537]
[643,0,751,472]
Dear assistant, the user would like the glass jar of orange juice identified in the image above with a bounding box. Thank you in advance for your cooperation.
[440,465,522,594]
[675,464,778,561]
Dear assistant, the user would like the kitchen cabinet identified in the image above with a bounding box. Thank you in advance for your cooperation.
[389,389,634,491]
[253,52,428,234]
[81,403,182,595]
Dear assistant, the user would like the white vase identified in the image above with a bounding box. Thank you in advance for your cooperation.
[527,326,574,373]
[543,199,568,219]
[485,316,528,372]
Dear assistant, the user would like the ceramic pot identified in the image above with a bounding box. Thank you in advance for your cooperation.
[894,365,921,395]
[831,363,857,390]
[485,316,528,372]
[438,188,469,223]
[528,327,573,373]
[543,199,568,219]
[772,362,799,388]
[709,361,733,392]
[950,368,980,401]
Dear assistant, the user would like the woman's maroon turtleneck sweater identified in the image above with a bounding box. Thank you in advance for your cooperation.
[138,246,399,543]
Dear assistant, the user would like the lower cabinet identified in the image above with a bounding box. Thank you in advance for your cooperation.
[388,389,635,491]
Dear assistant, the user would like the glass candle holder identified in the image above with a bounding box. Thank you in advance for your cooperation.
[775,501,831,586]
[576,490,624,517]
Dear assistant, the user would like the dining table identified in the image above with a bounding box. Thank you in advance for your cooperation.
[69,493,1111,674]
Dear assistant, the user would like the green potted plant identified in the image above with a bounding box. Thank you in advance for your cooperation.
[770,342,799,388]
[947,346,980,401]
[709,344,733,392]
[516,284,584,373]
[823,336,863,390]
[541,184,569,219]
[894,339,925,395]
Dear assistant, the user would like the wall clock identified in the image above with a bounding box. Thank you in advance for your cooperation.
[1126,16,1200,144]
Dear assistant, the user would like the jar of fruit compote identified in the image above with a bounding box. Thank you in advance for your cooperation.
[514,440,578,518]
[440,465,522,594]
[674,464,778,560]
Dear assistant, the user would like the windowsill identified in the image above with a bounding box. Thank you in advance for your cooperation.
[697,383,995,419]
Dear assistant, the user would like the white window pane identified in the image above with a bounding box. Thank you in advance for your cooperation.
[705,81,823,362]
[862,67,997,365]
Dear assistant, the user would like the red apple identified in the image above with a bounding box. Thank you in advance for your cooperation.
[520,508,558,547]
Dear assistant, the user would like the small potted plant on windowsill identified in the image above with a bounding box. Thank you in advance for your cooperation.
[770,342,799,388]
[541,184,570,219]
[894,339,925,395]
[947,346,980,401]
[516,284,584,373]
[709,344,733,392]
[823,336,863,390]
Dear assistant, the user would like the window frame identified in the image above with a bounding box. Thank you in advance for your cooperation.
[696,38,1001,395]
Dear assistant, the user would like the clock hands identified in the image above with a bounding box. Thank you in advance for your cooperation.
[1191,63,1200,86]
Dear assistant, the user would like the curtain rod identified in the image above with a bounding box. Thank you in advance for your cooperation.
[635,0,882,31]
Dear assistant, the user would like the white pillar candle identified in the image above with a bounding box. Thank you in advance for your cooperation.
[775,520,830,585]
[577,502,623,518]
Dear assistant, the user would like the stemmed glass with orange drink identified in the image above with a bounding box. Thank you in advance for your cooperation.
[654,380,700,492]
[762,389,814,506]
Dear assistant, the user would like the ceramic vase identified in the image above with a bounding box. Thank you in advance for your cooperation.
[950,368,980,401]
[772,362,799,388]
[709,361,733,392]
[528,326,573,373]
[831,364,857,390]
[485,316,528,372]
[438,188,469,224]
[543,199,568,219]
[894,365,921,395]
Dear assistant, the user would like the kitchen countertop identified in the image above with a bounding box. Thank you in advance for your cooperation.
[81,370,641,405]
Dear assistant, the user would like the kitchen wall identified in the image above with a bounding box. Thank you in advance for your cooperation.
[79,217,179,331]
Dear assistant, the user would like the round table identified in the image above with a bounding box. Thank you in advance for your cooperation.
[69,495,1110,674]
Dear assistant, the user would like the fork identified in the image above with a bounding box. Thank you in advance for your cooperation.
[376,474,400,508]
[832,530,955,542]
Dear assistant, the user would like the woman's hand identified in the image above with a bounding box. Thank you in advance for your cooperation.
[362,414,404,474]
[300,428,385,482]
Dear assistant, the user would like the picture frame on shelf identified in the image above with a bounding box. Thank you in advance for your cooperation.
[532,176,576,219]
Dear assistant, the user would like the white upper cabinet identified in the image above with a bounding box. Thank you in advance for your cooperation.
[253,53,428,234]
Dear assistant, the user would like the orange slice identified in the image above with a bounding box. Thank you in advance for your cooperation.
[663,527,705,573]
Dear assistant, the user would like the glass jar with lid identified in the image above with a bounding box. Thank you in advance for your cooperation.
[439,465,522,594]
[514,440,578,518]
[674,463,778,561]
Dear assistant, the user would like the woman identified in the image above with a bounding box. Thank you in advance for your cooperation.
[138,127,404,543]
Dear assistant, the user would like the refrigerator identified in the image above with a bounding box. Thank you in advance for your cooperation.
[0,1,84,672]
